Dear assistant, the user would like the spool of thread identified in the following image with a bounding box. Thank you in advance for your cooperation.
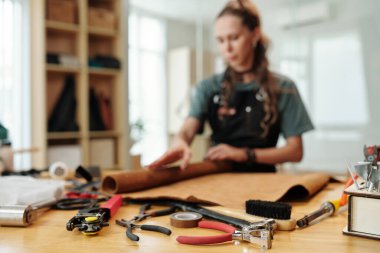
[170,212,202,228]
[49,162,74,180]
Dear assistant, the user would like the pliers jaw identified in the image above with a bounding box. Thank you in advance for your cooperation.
[240,218,276,249]
[66,208,108,235]
[232,229,272,249]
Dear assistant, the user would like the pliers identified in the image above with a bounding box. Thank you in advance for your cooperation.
[177,220,273,249]
[116,203,177,241]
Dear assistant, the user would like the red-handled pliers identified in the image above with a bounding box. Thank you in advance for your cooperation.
[177,220,236,245]
[177,220,272,249]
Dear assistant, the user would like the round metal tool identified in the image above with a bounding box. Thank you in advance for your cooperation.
[0,205,34,227]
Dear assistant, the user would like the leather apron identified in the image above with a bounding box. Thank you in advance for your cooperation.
[207,88,280,172]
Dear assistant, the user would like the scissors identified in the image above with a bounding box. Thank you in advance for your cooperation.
[55,191,109,210]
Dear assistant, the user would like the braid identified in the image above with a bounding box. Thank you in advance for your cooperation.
[254,41,279,138]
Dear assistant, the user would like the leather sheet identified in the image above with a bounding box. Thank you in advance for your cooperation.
[125,172,330,209]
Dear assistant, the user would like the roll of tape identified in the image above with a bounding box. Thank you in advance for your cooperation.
[49,162,74,180]
[170,212,202,228]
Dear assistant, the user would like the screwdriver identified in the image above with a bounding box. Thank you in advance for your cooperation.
[296,199,341,228]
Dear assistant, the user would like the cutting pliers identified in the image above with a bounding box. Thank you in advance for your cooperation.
[177,220,273,249]
[116,203,177,241]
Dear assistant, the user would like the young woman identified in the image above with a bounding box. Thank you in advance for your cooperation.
[148,0,313,172]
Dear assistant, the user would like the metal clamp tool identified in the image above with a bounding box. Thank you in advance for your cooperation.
[177,219,274,249]
[66,195,122,235]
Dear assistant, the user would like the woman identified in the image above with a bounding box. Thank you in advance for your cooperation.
[148,0,313,172]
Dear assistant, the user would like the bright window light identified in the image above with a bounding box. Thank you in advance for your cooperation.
[312,32,369,126]
[128,12,167,165]
[0,0,30,169]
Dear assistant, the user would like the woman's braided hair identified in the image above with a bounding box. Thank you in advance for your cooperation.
[217,0,279,138]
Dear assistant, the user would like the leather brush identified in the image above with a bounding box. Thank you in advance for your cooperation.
[242,199,296,231]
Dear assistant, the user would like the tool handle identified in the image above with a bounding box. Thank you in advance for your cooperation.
[177,234,232,245]
[126,226,139,241]
[101,195,123,218]
[179,204,251,229]
[199,220,236,233]
[140,224,172,235]
[296,202,334,228]
[150,206,177,217]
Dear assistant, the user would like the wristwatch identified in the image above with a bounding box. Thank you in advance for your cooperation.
[245,148,256,163]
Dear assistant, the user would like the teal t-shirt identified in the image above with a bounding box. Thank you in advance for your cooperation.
[188,72,314,140]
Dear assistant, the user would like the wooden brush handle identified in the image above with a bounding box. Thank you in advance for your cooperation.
[207,206,296,231]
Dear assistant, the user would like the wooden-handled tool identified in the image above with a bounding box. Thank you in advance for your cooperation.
[207,206,296,231]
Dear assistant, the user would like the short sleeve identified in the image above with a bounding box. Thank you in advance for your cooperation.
[188,75,222,119]
[188,80,208,121]
[278,78,314,138]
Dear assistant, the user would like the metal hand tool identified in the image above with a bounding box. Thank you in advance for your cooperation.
[66,195,122,235]
[296,198,341,228]
[116,203,177,241]
[0,198,57,227]
[55,191,109,210]
[177,220,273,249]
[126,199,276,248]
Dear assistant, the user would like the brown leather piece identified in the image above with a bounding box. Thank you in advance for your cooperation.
[102,161,232,194]
[101,160,329,208]
[124,172,330,209]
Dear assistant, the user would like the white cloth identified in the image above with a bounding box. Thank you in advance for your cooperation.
[0,176,64,205]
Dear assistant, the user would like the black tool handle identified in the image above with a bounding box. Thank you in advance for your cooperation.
[180,204,251,229]
[140,224,172,235]
[151,206,177,217]
[126,226,139,241]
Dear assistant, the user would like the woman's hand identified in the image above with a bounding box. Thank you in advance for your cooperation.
[147,140,192,170]
[205,144,247,162]
[147,117,200,171]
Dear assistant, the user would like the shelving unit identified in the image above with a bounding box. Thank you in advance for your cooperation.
[31,0,127,170]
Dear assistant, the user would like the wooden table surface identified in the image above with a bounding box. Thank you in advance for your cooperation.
[0,182,378,253]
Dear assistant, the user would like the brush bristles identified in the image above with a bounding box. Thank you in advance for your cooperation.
[245,200,292,220]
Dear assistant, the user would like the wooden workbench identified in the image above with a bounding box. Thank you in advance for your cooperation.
[0,182,378,253]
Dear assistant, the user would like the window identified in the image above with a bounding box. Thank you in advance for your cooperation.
[312,31,368,127]
[128,12,167,165]
[278,30,370,172]
[0,0,30,169]
[280,38,310,107]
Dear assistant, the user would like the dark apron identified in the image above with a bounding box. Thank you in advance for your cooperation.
[207,88,280,172]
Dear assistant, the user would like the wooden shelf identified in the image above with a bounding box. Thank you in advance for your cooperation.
[88,67,120,76]
[88,27,119,37]
[46,20,79,33]
[46,64,80,73]
[47,132,82,140]
[89,131,121,139]
[31,0,126,171]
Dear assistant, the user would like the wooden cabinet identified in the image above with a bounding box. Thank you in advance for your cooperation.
[31,0,127,170]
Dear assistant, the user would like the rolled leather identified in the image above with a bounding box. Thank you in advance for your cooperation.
[102,161,231,194]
